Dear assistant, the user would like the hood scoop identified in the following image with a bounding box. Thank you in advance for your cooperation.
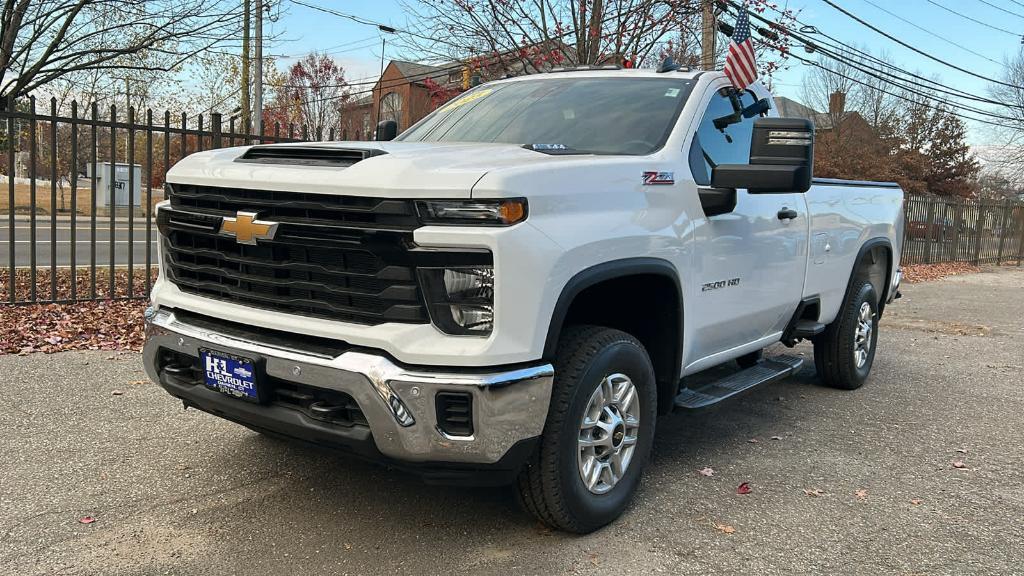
[235,146,387,167]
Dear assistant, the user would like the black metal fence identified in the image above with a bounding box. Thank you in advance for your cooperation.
[0,96,309,305]
[902,195,1024,266]
[1,99,1023,306]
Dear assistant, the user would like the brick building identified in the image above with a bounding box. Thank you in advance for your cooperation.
[341,60,461,141]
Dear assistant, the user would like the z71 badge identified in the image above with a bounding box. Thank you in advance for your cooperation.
[642,171,675,185]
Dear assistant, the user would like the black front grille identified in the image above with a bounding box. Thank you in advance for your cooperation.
[160,184,428,325]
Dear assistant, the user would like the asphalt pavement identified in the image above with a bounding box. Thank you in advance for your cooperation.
[1,218,155,267]
[2,268,1023,575]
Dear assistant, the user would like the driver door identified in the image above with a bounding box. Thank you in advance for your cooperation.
[684,87,809,369]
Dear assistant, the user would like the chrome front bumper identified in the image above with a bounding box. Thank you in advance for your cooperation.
[143,308,554,465]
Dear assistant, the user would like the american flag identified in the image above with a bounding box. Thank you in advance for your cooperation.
[723,6,758,89]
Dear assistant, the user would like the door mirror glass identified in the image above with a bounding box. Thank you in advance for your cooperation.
[710,117,814,193]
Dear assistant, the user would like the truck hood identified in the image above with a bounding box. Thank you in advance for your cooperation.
[166,141,559,199]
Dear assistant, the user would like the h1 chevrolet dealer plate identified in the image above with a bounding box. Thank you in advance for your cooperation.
[200,349,259,402]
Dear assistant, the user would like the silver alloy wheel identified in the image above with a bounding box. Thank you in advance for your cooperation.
[853,301,875,369]
[577,373,641,495]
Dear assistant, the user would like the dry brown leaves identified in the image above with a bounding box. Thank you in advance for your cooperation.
[0,299,146,354]
[902,263,979,283]
[1,268,151,355]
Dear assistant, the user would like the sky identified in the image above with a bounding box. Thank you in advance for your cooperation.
[265,0,1024,150]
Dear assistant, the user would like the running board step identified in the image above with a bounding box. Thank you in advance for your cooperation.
[674,355,804,410]
[792,320,826,339]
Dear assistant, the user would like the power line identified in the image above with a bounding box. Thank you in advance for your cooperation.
[733,0,1023,113]
[858,0,1005,68]
[975,0,1024,20]
[745,0,1020,107]
[720,2,1019,126]
[924,0,1021,37]
[817,0,1023,89]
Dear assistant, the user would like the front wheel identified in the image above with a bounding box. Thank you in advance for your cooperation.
[516,325,656,533]
[813,280,879,390]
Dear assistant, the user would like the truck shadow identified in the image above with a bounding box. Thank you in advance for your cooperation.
[210,350,825,542]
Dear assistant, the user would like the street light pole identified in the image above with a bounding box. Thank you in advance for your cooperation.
[375,25,396,127]
[253,0,263,138]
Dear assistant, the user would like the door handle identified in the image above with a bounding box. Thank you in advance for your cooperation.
[777,207,798,221]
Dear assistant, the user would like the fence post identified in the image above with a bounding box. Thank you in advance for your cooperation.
[951,201,963,263]
[7,94,15,303]
[1016,204,1024,267]
[924,199,935,264]
[972,203,985,265]
[996,200,1011,265]
[211,112,222,149]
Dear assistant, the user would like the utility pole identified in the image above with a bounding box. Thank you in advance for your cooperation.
[241,0,251,135]
[701,0,717,70]
[253,0,263,138]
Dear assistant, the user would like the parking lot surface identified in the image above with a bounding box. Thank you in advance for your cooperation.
[2,268,1023,575]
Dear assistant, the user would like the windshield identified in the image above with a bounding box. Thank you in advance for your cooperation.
[397,77,696,155]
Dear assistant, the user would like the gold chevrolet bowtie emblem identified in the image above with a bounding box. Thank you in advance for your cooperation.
[220,211,279,245]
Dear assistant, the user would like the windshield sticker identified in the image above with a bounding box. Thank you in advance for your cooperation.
[443,88,493,110]
[643,171,675,185]
[530,143,569,151]
[665,88,681,98]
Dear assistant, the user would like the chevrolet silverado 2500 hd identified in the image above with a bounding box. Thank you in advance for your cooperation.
[144,67,903,533]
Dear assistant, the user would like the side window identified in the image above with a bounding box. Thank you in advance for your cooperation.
[688,89,758,185]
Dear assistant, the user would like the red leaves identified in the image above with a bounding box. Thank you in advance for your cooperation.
[736,482,752,495]
[78,516,96,524]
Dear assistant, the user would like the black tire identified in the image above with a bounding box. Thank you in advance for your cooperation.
[736,349,763,369]
[516,325,657,533]
[813,280,879,390]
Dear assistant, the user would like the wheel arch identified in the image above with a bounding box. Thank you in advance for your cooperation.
[543,257,683,415]
[846,237,893,316]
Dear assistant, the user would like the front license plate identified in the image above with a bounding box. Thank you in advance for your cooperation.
[200,349,259,402]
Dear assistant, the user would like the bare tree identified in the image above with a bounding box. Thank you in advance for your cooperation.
[987,48,1024,184]
[0,0,242,101]
[399,0,795,76]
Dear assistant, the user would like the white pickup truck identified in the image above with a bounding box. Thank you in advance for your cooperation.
[144,67,903,533]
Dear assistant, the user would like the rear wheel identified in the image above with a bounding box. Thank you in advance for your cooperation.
[516,325,656,533]
[813,280,879,390]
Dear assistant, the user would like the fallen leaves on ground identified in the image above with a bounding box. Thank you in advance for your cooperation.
[951,460,968,469]
[910,498,924,505]
[77,516,96,524]
[902,263,979,284]
[854,489,869,500]
[0,299,146,355]
[714,523,736,535]
[697,467,715,477]
[736,482,752,495]
[1,267,152,355]
[803,488,825,497]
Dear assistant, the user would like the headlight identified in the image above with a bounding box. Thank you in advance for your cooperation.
[419,266,494,335]
[417,199,527,226]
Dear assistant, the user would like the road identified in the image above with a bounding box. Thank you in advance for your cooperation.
[1,218,156,268]
[2,268,1023,575]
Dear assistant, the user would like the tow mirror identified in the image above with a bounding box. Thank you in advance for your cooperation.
[711,118,814,194]
[375,120,397,141]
